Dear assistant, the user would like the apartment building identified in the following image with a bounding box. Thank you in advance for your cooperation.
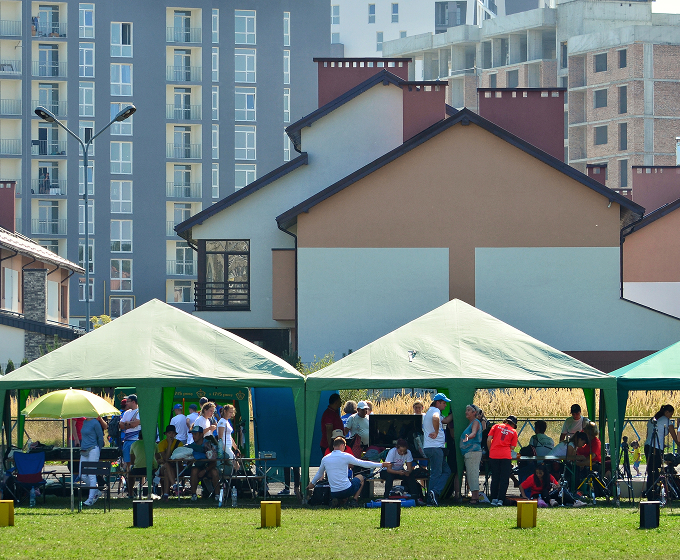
[382,0,680,195]
[0,0,327,327]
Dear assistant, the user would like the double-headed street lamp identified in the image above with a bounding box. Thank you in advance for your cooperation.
[35,104,136,332]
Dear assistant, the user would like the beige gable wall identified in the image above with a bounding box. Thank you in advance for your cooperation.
[624,210,680,283]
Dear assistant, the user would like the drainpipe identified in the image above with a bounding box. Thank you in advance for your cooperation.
[277,222,298,355]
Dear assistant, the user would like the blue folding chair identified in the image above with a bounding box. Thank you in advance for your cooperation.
[13,452,48,505]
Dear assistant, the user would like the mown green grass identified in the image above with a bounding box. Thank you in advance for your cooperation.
[2,499,680,560]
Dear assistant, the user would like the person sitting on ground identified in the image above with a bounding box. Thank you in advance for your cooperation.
[519,463,559,507]
[306,436,385,507]
[487,415,519,506]
[341,401,357,429]
[413,400,424,416]
[128,431,158,497]
[155,425,183,501]
[187,425,219,501]
[380,439,424,502]
[345,401,370,451]
[320,394,345,455]
[528,420,555,456]
[560,404,589,442]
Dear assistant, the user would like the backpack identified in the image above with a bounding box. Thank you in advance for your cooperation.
[308,483,331,506]
[107,416,121,439]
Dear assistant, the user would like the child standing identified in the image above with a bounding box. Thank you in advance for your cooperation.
[631,440,642,477]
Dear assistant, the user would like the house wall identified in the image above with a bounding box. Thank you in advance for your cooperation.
[0,324,25,367]
[272,249,295,321]
[632,166,680,213]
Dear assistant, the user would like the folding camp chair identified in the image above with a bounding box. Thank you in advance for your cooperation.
[13,452,51,505]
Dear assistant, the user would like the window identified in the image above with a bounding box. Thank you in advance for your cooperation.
[235,164,256,190]
[489,73,497,88]
[212,86,219,120]
[507,70,518,88]
[173,281,192,303]
[79,4,94,38]
[39,239,59,255]
[284,131,291,162]
[376,32,383,52]
[560,42,567,69]
[110,296,133,317]
[331,33,340,44]
[212,124,219,159]
[79,121,94,155]
[111,220,132,252]
[174,241,195,275]
[79,43,94,77]
[110,259,132,291]
[79,162,94,195]
[235,10,256,44]
[110,63,132,95]
[235,87,256,121]
[400,31,406,38]
[594,89,607,109]
[111,142,132,174]
[212,47,219,82]
[620,159,628,188]
[283,12,290,46]
[79,278,94,302]
[619,122,628,151]
[235,49,256,83]
[79,200,94,235]
[619,86,627,114]
[594,53,607,73]
[78,239,94,273]
[283,88,290,122]
[283,50,290,84]
[594,125,607,145]
[212,163,219,199]
[368,4,375,23]
[111,180,132,213]
[174,203,192,225]
[79,82,94,116]
[235,126,256,160]
[392,3,399,23]
[200,240,250,309]
[331,5,339,25]
[110,103,133,135]
[212,9,219,43]
[111,23,132,57]
[619,49,627,69]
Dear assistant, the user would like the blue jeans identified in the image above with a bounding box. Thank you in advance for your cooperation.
[424,447,450,497]
[331,476,361,499]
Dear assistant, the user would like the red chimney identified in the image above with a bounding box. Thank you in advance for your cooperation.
[631,166,680,212]
[402,83,447,141]
[314,58,410,107]
[586,164,607,186]
[0,181,16,232]
[478,88,566,162]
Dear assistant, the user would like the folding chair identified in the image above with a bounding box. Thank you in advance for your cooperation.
[77,462,112,512]
[13,452,50,506]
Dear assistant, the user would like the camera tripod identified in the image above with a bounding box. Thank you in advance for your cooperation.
[576,453,610,505]
[642,420,678,508]
[610,436,634,505]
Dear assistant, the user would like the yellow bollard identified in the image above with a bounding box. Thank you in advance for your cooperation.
[0,500,15,527]
[260,501,281,528]
[516,500,537,529]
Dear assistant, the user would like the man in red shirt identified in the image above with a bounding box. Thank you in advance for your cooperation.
[487,415,518,506]
[320,394,344,455]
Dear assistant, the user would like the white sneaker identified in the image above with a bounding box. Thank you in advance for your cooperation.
[573,499,587,507]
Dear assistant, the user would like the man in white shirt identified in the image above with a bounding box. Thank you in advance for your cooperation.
[119,394,141,470]
[186,404,199,445]
[345,401,370,448]
[422,393,452,506]
[560,404,589,442]
[169,403,188,444]
[306,436,384,507]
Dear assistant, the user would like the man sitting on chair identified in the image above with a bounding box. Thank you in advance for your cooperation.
[187,425,219,501]
[155,424,183,501]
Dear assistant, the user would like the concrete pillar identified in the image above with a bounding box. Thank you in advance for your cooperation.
[509,34,522,65]
[439,48,450,78]
[423,51,437,80]
[527,29,542,61]
[465,0,475,25]
[451,45,466,72]
[492,38,502,68]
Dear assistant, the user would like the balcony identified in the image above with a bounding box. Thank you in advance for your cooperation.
[166,260,197,276]
[32,100,66,118]
[0,20,21,37]
[31,140,67,156]
[166,143,201,159]
[167,221,178,236]
[32,61,67,78]
[0,59,21,76]
[31,180,67,196]
[15,217,21,232]
[194,282,250,311]
[166,104,202,120]
[0,139,21,156]
[31,219,67,235]
[14,179,21,195]
[166,182,202,198]
[166,66,202,82]
[0,99,21,116]
[166,27,202,43]
[34,22,67,38]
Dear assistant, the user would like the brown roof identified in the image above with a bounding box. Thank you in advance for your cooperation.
[0,227,84,273]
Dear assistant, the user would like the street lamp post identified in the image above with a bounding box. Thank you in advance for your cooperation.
[35,104,136,332]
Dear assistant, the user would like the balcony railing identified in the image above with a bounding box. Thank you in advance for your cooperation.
[0,59,21,75]
[166,260,197,276]
[166,182,202,198]
[166,27,202,43]
[32,100,66,117]
[0,139,21,156]
[0,99,21,116]
[31,180,67,196]
[167,221,178,236]
[31,219,67,235]
[194,282,250,311]
[0,20,21,36]
[13,179,21,195]
[31,140,67,156]
[166,104,202,120]
[34,22,67,37]
[166,66,202,82]
[166,143,201,159]
[32,61,67,78]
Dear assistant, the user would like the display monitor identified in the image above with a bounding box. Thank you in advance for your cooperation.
[368,414,425,458]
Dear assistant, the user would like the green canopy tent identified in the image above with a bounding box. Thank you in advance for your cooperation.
[0,299,306,498]
[303,299,619,490]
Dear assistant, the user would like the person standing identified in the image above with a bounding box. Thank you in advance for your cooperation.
[345,401,370,450]
[644,404,679,499]
[487,415,518,506]
[320,394,344,455]
[193,402,218,436]
[80,416,104,506]
[560,404,589,442]
[185,404,199,444]
[460,404,483,504]
[119,394,141,471]
[217,404,240,460]
[422,393,452,506]
[170,403,188,444]
[341,401,357,429]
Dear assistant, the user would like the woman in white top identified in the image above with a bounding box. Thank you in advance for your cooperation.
[193,402,218,437]
[217,404,240,459]
[645,404,679,498]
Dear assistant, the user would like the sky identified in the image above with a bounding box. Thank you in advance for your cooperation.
[652,0,680,13]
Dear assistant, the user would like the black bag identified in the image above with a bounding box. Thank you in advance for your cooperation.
[107,416,121,439]
[308,483,331,506]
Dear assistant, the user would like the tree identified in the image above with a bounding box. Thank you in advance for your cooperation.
[40,335,64,356]
[5,359,14,374]
[91,315,112,329]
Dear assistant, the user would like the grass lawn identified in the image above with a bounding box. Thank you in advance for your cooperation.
[2,499,680,560]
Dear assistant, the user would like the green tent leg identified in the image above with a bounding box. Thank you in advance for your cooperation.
[159,387,175,433]
[292,384,307,493]
[135,386,162,499]
[0,389,7,449]
[17,389,29,448]
[583,388,596,424]
[302,389,321,495]
[449,386,476,497]
[602,385,620,471]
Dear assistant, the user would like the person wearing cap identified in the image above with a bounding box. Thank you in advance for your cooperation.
[344,401,370,448]
[487,415,519,506]
[422,392,452,506]
[320,394,344,454]
[128,431,158,497]
[119,394,141,470]
[307,436,385,507]
[170,403,188,444]
[186,404,199,445]
[187,425,220,501]
[323,429,355,457]
[560,404,589,442]
[155,425,184,501]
